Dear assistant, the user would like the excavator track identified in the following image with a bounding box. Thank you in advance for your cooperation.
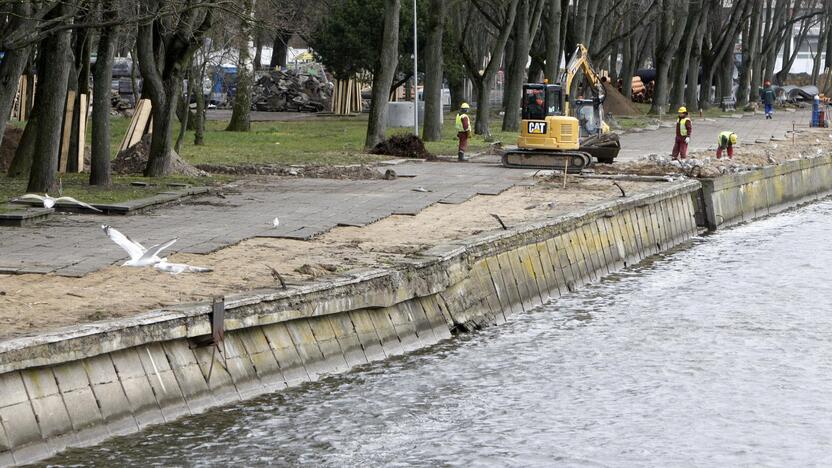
[501,150,592,173]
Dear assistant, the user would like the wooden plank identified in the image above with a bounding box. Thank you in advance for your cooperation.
[18,76,28,121]
[128,99,152,147]
[59,90,77,173]
[119,99,143,151]
[75,93,89,173]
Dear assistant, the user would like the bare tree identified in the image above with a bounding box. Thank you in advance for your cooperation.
[422,0,446,141]
[458,0,520,137]
[365,0,401,148]
[135,0,213,177]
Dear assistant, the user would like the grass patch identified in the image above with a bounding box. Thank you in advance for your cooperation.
[0,173,227,205]
[103,113,516,167]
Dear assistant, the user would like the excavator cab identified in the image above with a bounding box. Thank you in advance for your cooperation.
[517,84,580,153]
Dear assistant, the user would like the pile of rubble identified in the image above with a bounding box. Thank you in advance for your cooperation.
[251,70,332,113]
[113,134,207,177]
[110,91,133,116]
[595,133,832,179]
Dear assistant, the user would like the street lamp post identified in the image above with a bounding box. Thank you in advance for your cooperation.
[412,0,418,137]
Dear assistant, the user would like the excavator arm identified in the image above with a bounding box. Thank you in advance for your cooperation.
[561,44,606,116]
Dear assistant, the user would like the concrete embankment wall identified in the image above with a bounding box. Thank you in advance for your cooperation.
[700,154,832,229]
[0,181,703,466]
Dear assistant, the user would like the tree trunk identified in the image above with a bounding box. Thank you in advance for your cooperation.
[68,24,91,173]
[648,0,689,115]
[90,9,117,187]
[503,0,530,132]
[448,74,465,111]
[365,0,401,148]
[194,63,206,145]
[422,0,446,141]
[227,0,255,132]
[670,1,703,111]
[27,26,73,193]
[0,1,34,150]
[176,67,192,152]
[270,32,292,69]
[145,79,180,177]
[253,32,263,71]
[8,111,36,178]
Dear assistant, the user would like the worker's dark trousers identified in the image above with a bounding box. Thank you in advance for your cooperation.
[457,131,469,154]
[672,138,688,159]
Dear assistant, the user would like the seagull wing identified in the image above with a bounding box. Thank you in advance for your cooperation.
[138,238,177,263]
[55,196,102,212]
[18,194,45,202]
[102,225,145,261]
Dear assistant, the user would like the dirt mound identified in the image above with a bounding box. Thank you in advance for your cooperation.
[0,126,23,172]
[370,134,436,160]
[113,134,207,176]
[603,82,642,116]
[196,163,385,180]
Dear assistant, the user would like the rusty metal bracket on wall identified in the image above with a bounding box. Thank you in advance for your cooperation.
[189,296,226,348]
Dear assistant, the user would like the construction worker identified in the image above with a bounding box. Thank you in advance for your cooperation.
[456,102,473,161]
[760,80,776,119]
[672,106,692,160]
[716,131,737,159]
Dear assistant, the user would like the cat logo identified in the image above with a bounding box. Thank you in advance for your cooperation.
[527,121,548,134]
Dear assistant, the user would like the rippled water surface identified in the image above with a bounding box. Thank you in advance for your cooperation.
[41,201,832,467]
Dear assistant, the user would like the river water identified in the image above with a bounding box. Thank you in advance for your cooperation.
[41,200,832,467]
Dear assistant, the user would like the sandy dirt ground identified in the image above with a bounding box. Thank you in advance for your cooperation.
[0,178,656,340]
[596,128,832,177]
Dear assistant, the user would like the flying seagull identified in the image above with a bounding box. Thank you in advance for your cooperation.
[101,225,211,274]
[19,193,102,212]
[102,224,176,267]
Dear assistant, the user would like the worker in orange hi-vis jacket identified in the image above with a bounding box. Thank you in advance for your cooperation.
[455,103,473,162]
[672,106,692,160]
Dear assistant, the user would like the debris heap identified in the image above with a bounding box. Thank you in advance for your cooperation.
[370,134,436,160]
[251,70,332,112]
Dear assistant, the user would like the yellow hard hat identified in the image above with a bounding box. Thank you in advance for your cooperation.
[678,106,688,114]
[460,102,470,110]
[730,133,737,145]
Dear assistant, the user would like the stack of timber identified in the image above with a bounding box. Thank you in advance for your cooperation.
[119,99,152,151]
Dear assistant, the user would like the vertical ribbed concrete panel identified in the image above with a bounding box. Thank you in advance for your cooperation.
[495,252,524,314]
[161,340,215,414]
[0,371,47,465]
[82,354,139,436]
[283,319,329,380]
[191,344,240,404]
[110,348,165,428]
[52,361,108,446]
[327,313,369,367]
[216,333,265,399]
[401,300,438,346]
[484,256,514,317]
[472,259,506,322]
[136,343,189,421]
[347,309,387,362]
[384,304,422,353]
[20,367,76,454]
[533,240,559,300]
[368,307,406,357]
[260,322,310,386]
[306,316,350,374]
[235,328,287,392]
[418,297,452,341]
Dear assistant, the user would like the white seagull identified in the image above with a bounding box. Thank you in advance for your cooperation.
[19,193,102,212]
[272,216,280,228]
[101,225,211,274]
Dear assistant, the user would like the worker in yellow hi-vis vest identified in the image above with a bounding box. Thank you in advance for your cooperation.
[672,106,692,160]
[455,103,473,162]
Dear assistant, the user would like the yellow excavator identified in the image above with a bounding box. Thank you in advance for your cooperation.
[502,44,621,172]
